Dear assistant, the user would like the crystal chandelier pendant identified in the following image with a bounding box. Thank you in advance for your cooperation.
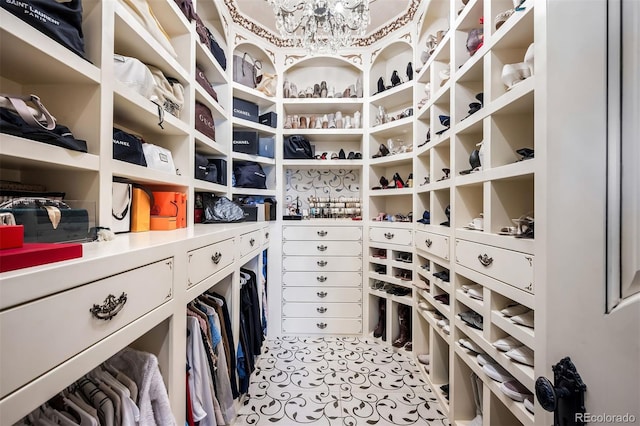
[268,0,371,53]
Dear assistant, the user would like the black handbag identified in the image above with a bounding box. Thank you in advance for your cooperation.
[283,135,313,159]
[195,153,217,183]
[206,28,227,70]
[201,193,244,223]
[113,128,147,166]
[233,161,266,189]
[1,0,86,59]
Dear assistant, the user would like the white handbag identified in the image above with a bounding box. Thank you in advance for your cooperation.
[118,0,178,58]
[142,143,176,175]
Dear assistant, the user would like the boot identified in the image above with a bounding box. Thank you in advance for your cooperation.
[353,111,361,129]
[283,79,291,98]
[377,77,385,94]
[392,304,411,348]
[320,81,328,98]
[373,298,386,339]
[335,111,343,129]
[407,62,414,81]
[299,116,307,129]
[356,76,363,98]
[313,83,321,98]
[391,70,401,86]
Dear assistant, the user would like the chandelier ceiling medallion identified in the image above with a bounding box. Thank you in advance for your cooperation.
[267,0,371,53]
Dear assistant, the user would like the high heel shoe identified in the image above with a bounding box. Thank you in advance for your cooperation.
[376,77,385,94]
[372,144,390,158]
[379,176,389,189]
[393,173,405,188]
[391,70,401,86]
[407,62,413,81]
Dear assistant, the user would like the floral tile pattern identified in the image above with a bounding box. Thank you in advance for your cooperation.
[233,337,449,425]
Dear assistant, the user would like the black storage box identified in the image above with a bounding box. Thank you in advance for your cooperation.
[233,97,259,122]
[241,205,258,222]
[1,208,89,243]
[259,112,277,128]
[208,158,227,185]
[233,131,259,155]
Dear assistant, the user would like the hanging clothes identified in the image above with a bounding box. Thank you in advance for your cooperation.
[208,291,239,399]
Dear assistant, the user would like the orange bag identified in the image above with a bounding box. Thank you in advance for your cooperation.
[151,191,186,228]
[131,187,152,232]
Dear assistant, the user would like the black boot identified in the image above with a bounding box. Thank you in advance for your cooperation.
[377,77,385,94]
[391,70,401,86]
[393,304,412,348]
[373,298,386,339]
[407,62,413,81]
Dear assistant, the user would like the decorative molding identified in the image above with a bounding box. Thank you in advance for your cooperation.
[370,48,382,64]
[222,15,228,36]
[284,54,308,66]
[234,33,247,46]
[401,32,412,43]
[355,0,421,47]
[341,54,363,66]
[265,49,276,63]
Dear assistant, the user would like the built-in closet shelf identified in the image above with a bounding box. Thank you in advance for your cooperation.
[454,51,483,84]
[454,108,486,131]
[282,98,364,114]
[0,135,100,171]
[114,3,188,81]
[454,161,534,187]
[113,84,190,136]
[232,117,277,134]
[455,265,534,311]
[0,11,100,84]
[421,179,451,192]
[417,307,450,344]
[112,161,190,187]
[370,83,413,109]
[369,188,413,197]
[232,152,276,165]
[454,0,482,32]
[491,311,535,350]
[195,42,228,84]
[489,78,535,115]
[282,129,363,141]
[195,131,228,155]
[231,188,276,197]
[416,104,430,120]
[369,116,413,138]
[453,229,534,255]
[282,159,363,168]
[232,83,276,108]
[140,0,190,36]
[421,33,452,75]
[369,152,413,167]
[196,88,227,119]
[485,1,534,52]
[455,289,484,314]
[193,180,228,194]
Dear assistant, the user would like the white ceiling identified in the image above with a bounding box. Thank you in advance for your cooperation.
[229,0,413,40]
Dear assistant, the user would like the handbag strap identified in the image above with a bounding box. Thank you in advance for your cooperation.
[112,182,131,220]
[112,177,155,209]
[1,94,56,130]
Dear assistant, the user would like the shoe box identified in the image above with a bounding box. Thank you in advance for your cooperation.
[232,131,259,155]
[259,112,277,128]
[209,158,227,185]
[233,97,259,122]
[259,136,275,158]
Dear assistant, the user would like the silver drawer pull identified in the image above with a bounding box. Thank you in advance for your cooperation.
[478,254,494,267]
[384,232,394,239]
[90,292,127,321]
[249,238,256,246]
[317,307,327,313]
[317,260,328,267]
[317,291,328,298]
[316,322,327,329]
[317,245,327,251]
[317,230,328,237]
[317,276,327,282]
[425,239,433,247]
[211,252,222,264]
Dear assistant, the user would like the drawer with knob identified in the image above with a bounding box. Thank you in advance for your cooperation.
[282,287,362,303]
[0,258,174,398]
[239,230,261,258]
[282,302,362,318]
[283,226,362,241]
[282,318,362,334]
[415,230,449,260]
[263,227,271,246]
[282,256,362,272]
[282,271,362,287]
[283,240,362,256]
[187,237,235,287]
[369,227,412,246]
[455,239,534,293]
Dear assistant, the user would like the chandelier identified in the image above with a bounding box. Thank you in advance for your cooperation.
[268,0,371,53]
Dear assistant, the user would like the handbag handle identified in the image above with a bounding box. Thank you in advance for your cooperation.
[112,183,131,220]
[0,94,56,130]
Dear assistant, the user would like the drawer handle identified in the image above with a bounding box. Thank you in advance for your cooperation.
[317,230,328,237]
[265,232,270,239]
[211,252,222,264]
[317,322,328,329]
[384,232,394,239]
[250,238,256,246]
[478,254,494,267]
[90,292,127,321]
[317,276,327,282]
[317,306,327,313]
[425,239,432,248]
[317,260,328,267]
[317,245,327,251]
[317,291,328,298]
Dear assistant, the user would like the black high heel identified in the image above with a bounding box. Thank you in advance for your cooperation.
[376,77,385,94]
[380,176,389,189]
[391,70,401,86]
[407,62,413,81]
[393,173,405,188]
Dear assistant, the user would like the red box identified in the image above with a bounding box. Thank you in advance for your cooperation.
[0,225,24,249]
[0,242,83,273]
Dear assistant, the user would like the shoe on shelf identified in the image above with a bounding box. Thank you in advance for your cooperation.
[338,148,346,159]
[500,303,530,317]
[459,311,484,330]
[502,62,531,90]
[505,345,534,366]
[379,176,389,189]
[417,354,430,365]
[391,70,401,86]
[511,310,534,328]
[493,336,523,352]
[499,379,533,402]
[483,362,515,383]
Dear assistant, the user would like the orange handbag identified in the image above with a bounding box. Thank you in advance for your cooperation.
[151,191,186,229]
[131,187,152,232]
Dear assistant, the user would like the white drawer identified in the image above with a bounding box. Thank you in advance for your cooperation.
[282,302,362,318]
[416,230,449,260]
[283,240,362,256]
[262,227,271,246]
[369,227,413,246]
[187,238,235,287]
[455,239,534,293]
[283,226,362,241]
[239,230,261,257]
[0,258,173,398]
[282,318,362,334]
[282,271,363,287]
[282,287,362,303]
[282,256,362,272]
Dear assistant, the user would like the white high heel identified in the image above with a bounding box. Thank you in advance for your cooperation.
[524,42,534,75]
[501,62,531,90]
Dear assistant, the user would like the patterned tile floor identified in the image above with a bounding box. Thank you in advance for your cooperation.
[233,336,449,425]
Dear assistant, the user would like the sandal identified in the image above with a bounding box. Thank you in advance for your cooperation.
[494,9,515,30]
[502,62,531,90]
[435,115,450,135]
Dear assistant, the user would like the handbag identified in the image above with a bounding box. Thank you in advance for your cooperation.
[142,143,176,174]
[173,0,195,21]
[1,0,86,58]
[151,191,186,228]
[0,94,56,130]
[233,53,262,88]
[195,153,217,183]
[195,66,218,101]
[119,0,177,58]
[195,101,216,141]
[112,181,132,233]
[283,135,313,159]
[205,27,227,70]
[201,194,245,223]
[233,161,267,189]
[256,72,277,97]
[113,54,156,99]
[113,128,147,166]
[147,66,184,118]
